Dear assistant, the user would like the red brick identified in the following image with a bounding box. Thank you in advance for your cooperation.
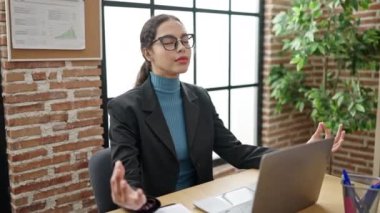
[82,198,96,208]
[266,0,291,7]
[71,61,101,67]
[361,17,380,25]
[350,152,374,160]
[8,134,69,150]
[10,148,48,162]
[74,89,101,98]
[355,10,376,18]
[7,126,41,139]
[0,1,5,11]
[357,167,373,175]
[264,57,291,64]
[53,138,103,152]
[7,113,68,127]
[341,136,369,147]
[13,196,28,206]
[17,201,46,213]
[12,175,72,194]
[51,99,102,111]
[54,161,88,174]
[32,72,47,81]
[3,91,67,104]
[75,151,88,161]
[2,61,65,69]
[331,166,354,175]
[5,103,44,115]
[62,68,101,77]
[369,2,380,10]
[55,190,93,206]
[0,24,5,34]
[361,79,378,86]
[91,146,103,155]
[0,34,6,45]
[358,71,373,78]
[332,162,355,173]
[0,10,5,22]
[79,170,90,180]
[53,118,102,131]
[334,156,367,166]
[263,123,305,136]
[3,83,38,94]
[50,80,101,89]
[77,109,103,119]
[262,114,289,123]
[358,25,374,31]
[11,154,70,173]
[48,72,57,80]
[5,72,24,82]
[78,127,104,138]
[34,181,89,200]
[11,169,48,183]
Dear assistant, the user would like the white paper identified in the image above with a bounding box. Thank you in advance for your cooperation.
[155,203,191,213]
[10,0,85,50]
[222,187,254,205]
[193,187,255,213]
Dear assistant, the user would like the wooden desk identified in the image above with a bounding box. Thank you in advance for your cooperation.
[109,169,344,212]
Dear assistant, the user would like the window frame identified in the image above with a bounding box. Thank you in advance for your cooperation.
[101,0,265,153]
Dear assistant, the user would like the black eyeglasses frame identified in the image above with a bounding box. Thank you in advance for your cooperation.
[151,34,195,51]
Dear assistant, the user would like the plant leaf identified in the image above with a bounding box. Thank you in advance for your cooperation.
[355,104,365,112]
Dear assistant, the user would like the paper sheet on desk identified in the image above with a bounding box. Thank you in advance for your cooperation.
[193,187,254,213]
[155,203,191,213]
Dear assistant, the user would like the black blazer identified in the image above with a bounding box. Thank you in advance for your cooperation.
[108,77,270,197]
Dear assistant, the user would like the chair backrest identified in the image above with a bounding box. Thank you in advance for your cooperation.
[89,148,118,213]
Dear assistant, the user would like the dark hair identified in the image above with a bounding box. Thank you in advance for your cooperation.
[135,14,181,87]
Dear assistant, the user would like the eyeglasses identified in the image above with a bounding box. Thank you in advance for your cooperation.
[151,34,194,51]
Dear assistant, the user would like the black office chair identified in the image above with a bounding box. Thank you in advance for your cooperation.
[89,148,118,213]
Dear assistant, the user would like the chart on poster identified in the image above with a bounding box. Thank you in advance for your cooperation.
[10,0,85,50]
[5,0,101,61]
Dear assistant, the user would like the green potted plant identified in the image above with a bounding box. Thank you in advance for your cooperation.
[269,0,380,133]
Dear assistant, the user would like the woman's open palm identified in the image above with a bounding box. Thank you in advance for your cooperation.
[110,161,147,210]
[307,122,345,152]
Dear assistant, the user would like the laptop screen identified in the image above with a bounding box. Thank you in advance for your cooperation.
[193,138,333,213]
[252,138,333,212]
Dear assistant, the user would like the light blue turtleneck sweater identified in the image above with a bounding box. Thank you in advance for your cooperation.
[150,72,196,190]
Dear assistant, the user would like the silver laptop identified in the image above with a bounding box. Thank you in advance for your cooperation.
[194,138,334,213]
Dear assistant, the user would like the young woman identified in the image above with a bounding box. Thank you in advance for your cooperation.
[108,14,345,210]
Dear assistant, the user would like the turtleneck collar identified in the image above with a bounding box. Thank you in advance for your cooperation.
[150,72,180,93]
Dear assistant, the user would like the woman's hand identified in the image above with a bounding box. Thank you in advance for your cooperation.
[110,160,147,210]
[307,122,345,152]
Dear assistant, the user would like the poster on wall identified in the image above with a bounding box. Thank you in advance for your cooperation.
[10,0,85,50]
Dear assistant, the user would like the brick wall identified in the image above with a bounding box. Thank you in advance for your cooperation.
[262,0,315,149]
[263,0,379,176]
[0,0,103,211]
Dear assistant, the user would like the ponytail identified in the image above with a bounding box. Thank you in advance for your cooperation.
[135,61,151,87]
[135,14,181,87]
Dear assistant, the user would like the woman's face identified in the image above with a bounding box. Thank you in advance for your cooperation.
[145,19,192,78]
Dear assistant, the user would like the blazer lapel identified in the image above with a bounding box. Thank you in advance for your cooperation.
[181,83,199,150]
[141,79,177,158]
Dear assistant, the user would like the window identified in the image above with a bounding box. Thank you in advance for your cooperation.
[102,1,264,159]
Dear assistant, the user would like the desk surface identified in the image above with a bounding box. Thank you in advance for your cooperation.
[110,169,343,213]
